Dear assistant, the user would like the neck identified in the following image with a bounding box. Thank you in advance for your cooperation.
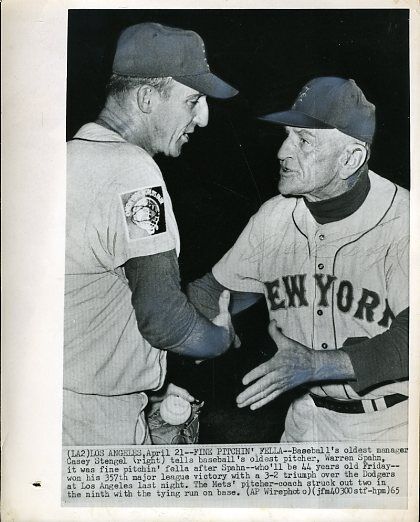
[96,100,155,156]
[305,174,349,202]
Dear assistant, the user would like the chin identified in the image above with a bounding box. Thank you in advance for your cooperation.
[278,181,295,196]
[164,148,182,158]
[278,178,306,197]
[169,143,184,158]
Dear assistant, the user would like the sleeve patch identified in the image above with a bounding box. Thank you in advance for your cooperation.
[120,186,166,240]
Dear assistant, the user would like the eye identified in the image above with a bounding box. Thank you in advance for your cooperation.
[187,99,199,108]
[300,137,310,145]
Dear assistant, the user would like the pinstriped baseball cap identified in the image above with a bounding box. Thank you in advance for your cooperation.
[112,23,238,99]
[259,77,376,143]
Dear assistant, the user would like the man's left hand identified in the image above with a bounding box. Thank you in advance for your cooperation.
[236,320,315,410]
[149,382,196,404]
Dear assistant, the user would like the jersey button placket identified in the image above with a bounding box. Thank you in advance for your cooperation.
[315,231,335,352]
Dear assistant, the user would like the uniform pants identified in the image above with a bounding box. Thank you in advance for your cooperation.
[281,393,408,443]
[63,389,151,445]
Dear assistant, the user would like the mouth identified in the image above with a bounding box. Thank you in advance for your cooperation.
[180,129,194,143]
[280,166,295,176]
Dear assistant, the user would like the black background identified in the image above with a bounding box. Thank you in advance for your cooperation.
[67,9,410,442]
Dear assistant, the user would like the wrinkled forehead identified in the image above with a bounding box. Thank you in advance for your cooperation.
[285,126,315,137]
[285,126,350,143]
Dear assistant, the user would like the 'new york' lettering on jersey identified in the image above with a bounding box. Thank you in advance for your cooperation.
[264,274,395,327]
[213,171,409,402]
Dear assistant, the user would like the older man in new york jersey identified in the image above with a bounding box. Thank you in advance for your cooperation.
[189,77,409,442]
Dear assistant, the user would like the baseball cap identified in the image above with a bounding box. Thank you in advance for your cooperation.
[259,77,376,143]
[112,22,238,99]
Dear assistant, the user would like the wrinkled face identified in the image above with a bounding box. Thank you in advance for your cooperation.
[277,126,347,201]
[152,81,209,157]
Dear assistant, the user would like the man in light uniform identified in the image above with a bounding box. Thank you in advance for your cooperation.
[64,23,238,445]
[189,77,408,442]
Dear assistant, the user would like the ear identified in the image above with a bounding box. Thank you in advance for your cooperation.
[338,144,367,180]
[136,85,158,114]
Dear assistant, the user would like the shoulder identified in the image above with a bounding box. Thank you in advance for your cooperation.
[369,170,409,212]
[369,171,409,238]
[68,126,163,192]
[393,183,409,213]
[111,149,164,203]
[253,193,298,223]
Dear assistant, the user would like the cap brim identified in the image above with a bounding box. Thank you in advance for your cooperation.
[258,110,334,129]
[174,72,238,99]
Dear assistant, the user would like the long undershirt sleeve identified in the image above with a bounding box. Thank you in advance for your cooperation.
[340,307,408,394]
[124,250,231,359]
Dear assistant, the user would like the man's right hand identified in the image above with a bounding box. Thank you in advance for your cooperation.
[194,290,240,364]
[211,290,241,348]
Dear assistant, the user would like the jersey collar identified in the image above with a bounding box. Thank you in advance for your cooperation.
[293,171,398,241]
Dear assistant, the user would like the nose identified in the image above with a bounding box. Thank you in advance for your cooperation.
[277,135,292,161]
[193,97,209,128]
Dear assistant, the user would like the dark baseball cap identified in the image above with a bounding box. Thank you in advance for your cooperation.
[112,23,238,99]
[259,77,376,143]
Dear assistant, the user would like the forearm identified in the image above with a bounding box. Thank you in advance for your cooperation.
[168,310,231,358]
[309,308,408,392]
[312,349,355,382]
[187,271,262,320]
[340,307,409,394]
[125,251,231,359]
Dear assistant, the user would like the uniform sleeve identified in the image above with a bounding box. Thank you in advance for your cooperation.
[88,179,177,269]
[212,210,267,293]
[342,307,409,394]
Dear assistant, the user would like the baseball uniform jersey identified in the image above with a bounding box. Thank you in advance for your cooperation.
[64,123,180,445]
